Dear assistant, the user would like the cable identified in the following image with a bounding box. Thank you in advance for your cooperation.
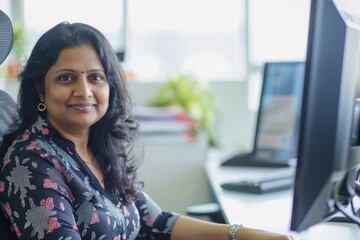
[334,200,360,227]
[350,199,358,216]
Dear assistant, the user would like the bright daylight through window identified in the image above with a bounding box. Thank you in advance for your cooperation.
[22,0,309,83]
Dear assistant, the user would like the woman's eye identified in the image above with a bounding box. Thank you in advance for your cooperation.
[58,75,75,82]
[89,74,104,82]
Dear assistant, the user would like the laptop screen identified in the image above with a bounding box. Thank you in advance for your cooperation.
[253,62,305,161]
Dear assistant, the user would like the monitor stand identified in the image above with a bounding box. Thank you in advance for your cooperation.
[221,152,291,168]
[327,190,360,225]
[327,207,360,224]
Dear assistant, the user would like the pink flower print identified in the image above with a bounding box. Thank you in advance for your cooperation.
[0,181,5,192]
[44,179,58,190]
[90,212,99,224]
[14,224,21,238]
[26,141,41,151]
[4,202,11,216]
[40,197,54,210]
[114,236,121,240]
[20,134,29,142]
[2,159,10,171]
[145,215,155,226]
[47,218,61,233]
[53,159,61,169]
[53,159,66,174]
[41,128,49,135]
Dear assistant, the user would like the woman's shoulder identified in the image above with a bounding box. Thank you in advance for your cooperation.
[3,125,51,157]
[1,121,77,172]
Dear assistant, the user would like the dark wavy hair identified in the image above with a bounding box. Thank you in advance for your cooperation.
[0,22,142,197]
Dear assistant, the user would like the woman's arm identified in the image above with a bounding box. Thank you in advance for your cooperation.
[0,150,83,240]
[171,215,294,240]
[134,191,294,240]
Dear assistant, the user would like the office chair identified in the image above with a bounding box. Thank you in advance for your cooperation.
[0,90,18,141]
[0,89,18,240]
[0,9,20,240]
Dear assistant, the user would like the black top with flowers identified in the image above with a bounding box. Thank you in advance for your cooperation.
[0,117,179,240]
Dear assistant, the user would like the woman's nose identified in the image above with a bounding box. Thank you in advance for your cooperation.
[74,77,93,97]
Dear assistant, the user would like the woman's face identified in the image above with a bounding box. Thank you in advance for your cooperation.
[43,43,110,134]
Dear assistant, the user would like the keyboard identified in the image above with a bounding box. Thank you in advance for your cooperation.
[221,153,291,168]
[220,175,294,194]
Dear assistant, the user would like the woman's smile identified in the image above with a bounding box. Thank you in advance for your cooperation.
[68,102,97,112]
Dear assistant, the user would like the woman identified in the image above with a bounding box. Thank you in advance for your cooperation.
[0,22,294,240]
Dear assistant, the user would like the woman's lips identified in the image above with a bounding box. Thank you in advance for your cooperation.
[68,103,96,111]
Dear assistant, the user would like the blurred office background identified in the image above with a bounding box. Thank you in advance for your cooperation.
[0,0,310,214]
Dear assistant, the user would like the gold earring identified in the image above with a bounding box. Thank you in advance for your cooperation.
[37,102,46,112]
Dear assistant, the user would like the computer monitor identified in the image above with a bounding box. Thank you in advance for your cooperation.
[222,61,305,168]
[254,62,304,162]
[290,0,360,232]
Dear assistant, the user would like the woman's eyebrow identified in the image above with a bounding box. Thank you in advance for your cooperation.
[55,68,105,74]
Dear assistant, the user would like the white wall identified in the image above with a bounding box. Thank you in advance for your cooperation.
[137,138,209,215]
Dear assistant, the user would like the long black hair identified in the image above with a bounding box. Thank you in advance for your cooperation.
[0,22,141,197]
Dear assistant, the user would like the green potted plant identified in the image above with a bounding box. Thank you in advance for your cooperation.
[149,73,217,146]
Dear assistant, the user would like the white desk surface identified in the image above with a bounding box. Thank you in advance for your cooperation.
[205,150,360,240]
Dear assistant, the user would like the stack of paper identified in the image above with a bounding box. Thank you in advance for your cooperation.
[133,106,197,143]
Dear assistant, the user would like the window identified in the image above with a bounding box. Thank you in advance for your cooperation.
[247,0,310,111]
[23,0,125,57]
[126,0,246,82]
[248,0,310,64]
[20,0,309,85]
[21,0,247,83]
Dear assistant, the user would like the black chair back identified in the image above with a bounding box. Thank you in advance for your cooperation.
[0,9,13,65]
[0,90,19,239]
[0,8,19,239]
[0,90,17,144]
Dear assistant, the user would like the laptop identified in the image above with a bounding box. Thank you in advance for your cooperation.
[221,61,305,168]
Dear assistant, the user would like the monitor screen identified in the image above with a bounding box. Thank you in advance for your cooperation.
[290,0,360,232]
[221,61,304,168]
[254,62,304,161]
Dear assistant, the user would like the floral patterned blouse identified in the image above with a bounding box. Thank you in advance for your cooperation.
[0,117,179,240]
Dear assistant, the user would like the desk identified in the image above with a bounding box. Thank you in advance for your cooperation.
[205,150,360,240]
